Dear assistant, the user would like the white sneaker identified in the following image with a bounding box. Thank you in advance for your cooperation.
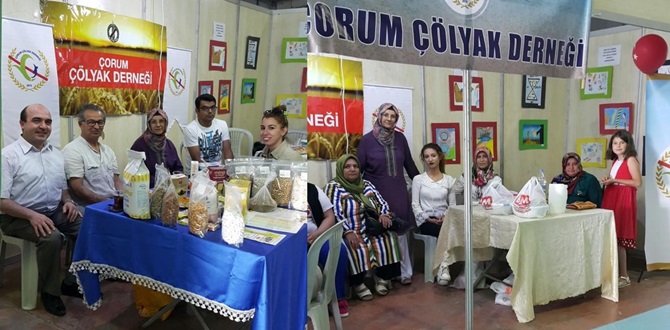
[437,264,450,286]
[495,293,512,306]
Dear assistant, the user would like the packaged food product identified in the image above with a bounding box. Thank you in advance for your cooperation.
[189,172,217,237]
[171,173,189,207]
[151,164,170,218]
[161,183,179,227]
[289,162,308,211]
[270,161,293,207]
[222,181,245,247]
[123,150,150,219]
[249,171,277,212]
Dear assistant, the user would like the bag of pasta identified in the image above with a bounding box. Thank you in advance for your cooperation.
[222,181,245,247]
[188,172,216,238]
[288,162,308,211]
[249,171,277,212]
[151,164,170,219]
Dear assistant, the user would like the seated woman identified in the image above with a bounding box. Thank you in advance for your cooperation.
[307,182,350,318]
[453,147,502,203]
[324,154,401,300]
[411,143,457,237]
[131,108,183,187]
[255,105,303,161]
[551,152,603,207]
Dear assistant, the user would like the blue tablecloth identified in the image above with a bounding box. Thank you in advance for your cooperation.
[70,201,307,330]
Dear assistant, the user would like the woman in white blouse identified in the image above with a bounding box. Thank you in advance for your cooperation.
[411,143,457,237]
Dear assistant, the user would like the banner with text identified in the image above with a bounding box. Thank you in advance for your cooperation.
[644,76,670,271]
[164,47,192,131]
[2,18,61,147]
[42,1,167,116]
[307,55,363,160]
[307,0,591,78]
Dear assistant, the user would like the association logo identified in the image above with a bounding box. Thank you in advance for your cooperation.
[370,107,407,133]
[445,0,489,18]
[655,147,670,199]
[167,67,186,96]
[107,23,120,43]
[7,48,50,92]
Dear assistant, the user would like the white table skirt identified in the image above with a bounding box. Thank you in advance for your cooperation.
[433,205,619,323]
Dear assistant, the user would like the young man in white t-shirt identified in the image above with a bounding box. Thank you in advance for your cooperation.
[183,94,234,165]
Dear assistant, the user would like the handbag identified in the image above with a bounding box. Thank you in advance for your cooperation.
[353,196,405,236]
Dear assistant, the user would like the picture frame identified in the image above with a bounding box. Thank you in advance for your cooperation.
[521,75,546,108]
[275,94,307,118]
[301,67,307,92]
[599,102,634,135]
[197,80,213,96]
[580,66,613,100]
[430,123,460,164]
[576,137,607,168]
[281,37,308,63]
[240,78,256,104]
[449,75,484,111]
[472,121,498,161]
[209,40,227,72]
[218,80,231,114]
[244,36,260,70]
[519,119,548,150]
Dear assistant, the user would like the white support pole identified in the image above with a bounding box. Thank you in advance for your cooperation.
[462,70,473,330]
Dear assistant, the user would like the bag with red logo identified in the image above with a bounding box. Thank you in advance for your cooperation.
[480,182,515,215]
[512,176,548,218]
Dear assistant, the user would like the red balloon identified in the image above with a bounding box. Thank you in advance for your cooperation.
[632,34,668,74]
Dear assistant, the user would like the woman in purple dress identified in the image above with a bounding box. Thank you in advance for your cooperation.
[131,108,183,187]
[357,103,419,285]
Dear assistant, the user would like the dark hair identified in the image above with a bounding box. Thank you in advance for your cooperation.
[20,105,29,122]
[606,130,637,160]
[195,93,216,109]
[262,105,289,129]
[420,143,445,174]
[77,104,106,123]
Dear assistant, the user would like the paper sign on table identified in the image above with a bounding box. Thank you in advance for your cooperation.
[244,227,286,245]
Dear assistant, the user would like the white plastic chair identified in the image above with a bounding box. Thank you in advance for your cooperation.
[228,127,254,157]
[285,130,307,146]
[0,228,38,310]
[413,228,437,283]
[307,221,344,330]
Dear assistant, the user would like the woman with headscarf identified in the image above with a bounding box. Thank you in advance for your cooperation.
[131,108,183,187]
[324,154,401,301]
[551,152,603,207]
[356,103,419,285]
[453,147,502,203]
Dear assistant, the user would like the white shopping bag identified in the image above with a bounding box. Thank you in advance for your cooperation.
[512,176,548,218]
[480,182,515,215]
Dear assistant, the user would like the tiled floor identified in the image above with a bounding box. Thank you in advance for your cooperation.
[1,253,669,329]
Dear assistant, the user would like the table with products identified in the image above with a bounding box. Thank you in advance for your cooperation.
[70,201,307,330]
[433,205,618,323]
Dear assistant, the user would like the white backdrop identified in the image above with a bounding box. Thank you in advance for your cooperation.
[163,47,192,131]
[2,18,61,147]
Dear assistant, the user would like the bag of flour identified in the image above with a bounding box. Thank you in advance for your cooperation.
[123,150,150,219]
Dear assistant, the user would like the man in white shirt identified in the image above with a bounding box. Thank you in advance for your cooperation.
[0,104,82,317]
[183,94,234,165]
[62,104,122,211]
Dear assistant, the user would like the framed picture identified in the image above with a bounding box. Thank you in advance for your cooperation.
[449,75,484,111]
[244,36,260,70]
[198,80,213,96]
[599,102,634,135]
[519,119,548,150]
[240,78,256,104]
[430,123,460,164]
[521,75,546,108]
[218,80,231,114]
[276,94,307,118]
[580,66,613,99]
[301,67,307,92]
[576,138,607,168]
[209,40,227,71]
[472,121,498,161]
[281,37,308,63]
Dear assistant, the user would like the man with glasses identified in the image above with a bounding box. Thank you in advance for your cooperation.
[183,93,234,166]
[62,104,122,212]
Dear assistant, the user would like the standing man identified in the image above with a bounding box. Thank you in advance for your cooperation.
[1,104,82,316]
[183,94,234,165]
[62,104,122,211]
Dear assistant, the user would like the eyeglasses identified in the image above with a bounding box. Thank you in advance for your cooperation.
[84,120,106,127]
[199,106,216,112]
